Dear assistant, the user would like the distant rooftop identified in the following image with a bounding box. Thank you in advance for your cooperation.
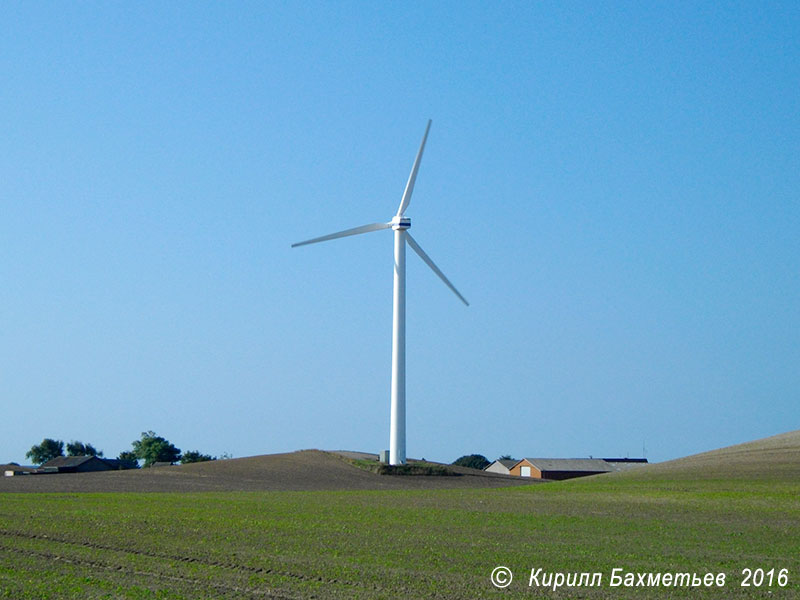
[40,456,100,469]
[522,458,614,473]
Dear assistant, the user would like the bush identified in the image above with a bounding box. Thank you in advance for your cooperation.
[180,450,215,464]
[346,458,457,476]
[452,454,490,470]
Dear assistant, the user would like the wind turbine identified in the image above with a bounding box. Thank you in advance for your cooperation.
[292,120,468,465]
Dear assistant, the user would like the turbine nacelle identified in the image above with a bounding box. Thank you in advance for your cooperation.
[391,216,411,230]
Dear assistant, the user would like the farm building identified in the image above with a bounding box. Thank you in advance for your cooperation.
[484,459,518,475]
[2,464,36,477]
[603,458,649,471]
[509,458,648,480]
[38,455,115,474]
[102,458,138,470]
[510,458,605,480]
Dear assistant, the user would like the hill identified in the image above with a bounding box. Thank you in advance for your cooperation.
[610,429,800,481]
[0,450,533,493]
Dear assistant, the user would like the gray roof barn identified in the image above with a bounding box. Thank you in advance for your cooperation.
[525,458,613,475]
[603,458,649,472]
[38,456,114,474]
[510,457,648,480]
[484,459,518,475]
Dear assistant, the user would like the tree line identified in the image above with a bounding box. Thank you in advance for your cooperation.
[25,431,218,468]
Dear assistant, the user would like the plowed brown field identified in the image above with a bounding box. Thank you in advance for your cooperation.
[0,450,535,493]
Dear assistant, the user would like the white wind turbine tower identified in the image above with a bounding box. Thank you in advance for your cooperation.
[292,120,468,465]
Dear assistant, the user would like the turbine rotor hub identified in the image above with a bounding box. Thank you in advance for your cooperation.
[391,216,411,230]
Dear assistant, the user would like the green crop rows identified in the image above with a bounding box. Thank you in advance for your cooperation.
[1,475,798,599]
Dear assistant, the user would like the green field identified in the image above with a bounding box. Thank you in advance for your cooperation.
[1,433,799,599]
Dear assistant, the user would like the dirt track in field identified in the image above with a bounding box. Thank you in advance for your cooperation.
[0,450,538,493]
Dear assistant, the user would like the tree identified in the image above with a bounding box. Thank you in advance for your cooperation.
[180,450,215,464]
[66,441,103,457]
[451,454,490,470]
[116,451,140,469]
[26,438,65,465]
[499,454,517,461]
[130,431,181,467]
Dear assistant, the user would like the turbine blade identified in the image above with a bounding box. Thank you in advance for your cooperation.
[406,233,469,306]
[291,222,391,248]
[396,119,432,217]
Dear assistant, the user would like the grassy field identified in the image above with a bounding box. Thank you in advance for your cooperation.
[1,432,799,599]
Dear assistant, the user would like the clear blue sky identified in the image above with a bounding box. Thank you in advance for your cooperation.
[2,2,798,465]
